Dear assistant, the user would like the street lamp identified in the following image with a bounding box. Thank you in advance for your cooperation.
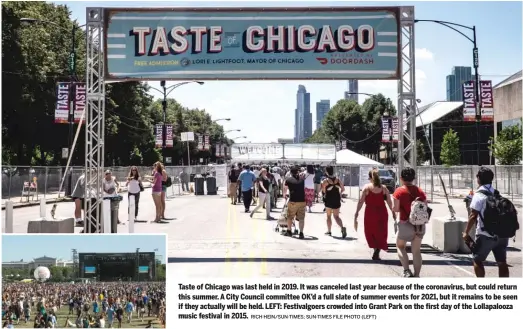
[214,118,231,122]
[232,136,247,141]
[224,129,241,134]
[415,19,482,164]
[149,81,205,164]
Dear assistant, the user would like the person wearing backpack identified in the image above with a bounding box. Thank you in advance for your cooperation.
[392,167,429,278]
[464,167,519,278]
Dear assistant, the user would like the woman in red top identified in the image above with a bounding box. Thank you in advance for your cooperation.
[354,169,396,260]
[392,167,427,278]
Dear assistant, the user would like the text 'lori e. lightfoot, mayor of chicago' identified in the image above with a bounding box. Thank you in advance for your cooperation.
[132,24,377,56]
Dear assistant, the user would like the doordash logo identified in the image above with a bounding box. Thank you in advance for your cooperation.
[316,57,328,65]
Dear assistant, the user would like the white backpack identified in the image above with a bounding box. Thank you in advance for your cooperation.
[406,187,430,226]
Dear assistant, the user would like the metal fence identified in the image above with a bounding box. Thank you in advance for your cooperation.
[2,164,521,204]
[334,164,522,202]
[1,165,219,204]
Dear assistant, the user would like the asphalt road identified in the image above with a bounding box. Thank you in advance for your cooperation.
[3,191,521,278]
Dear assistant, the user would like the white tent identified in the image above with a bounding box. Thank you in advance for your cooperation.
[336,149,383,166]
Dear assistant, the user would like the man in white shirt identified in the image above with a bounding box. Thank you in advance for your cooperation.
[463,167,510,277]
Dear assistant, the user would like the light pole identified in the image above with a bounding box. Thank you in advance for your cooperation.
[149,81,204,164]
[214,118,231,123]
[415,19,482,165]
[224,129,240,134]
[232,136,247,142]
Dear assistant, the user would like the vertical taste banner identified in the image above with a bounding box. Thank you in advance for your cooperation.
[166,125,173,147]
[73,83,86,124]
[480,80,494,122]
[391,117,399,142]
[204,135,210,151]
[55,82,70,123]
[381,118,391,142]
[155,125,163,148]
[462,81,476,122]
[197,135,204,150]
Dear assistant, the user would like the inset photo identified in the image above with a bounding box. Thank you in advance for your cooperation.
[2,234,167,328]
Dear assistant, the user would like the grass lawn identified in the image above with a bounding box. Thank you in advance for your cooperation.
[7,306,164,328]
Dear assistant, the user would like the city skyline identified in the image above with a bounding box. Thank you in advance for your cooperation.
[316,100,331,131]
[57,0,522,143]
[294,85,312,142]
[2,235,167,263]
[446,66,475,102]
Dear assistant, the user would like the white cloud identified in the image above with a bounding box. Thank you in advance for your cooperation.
[415,48,434,60]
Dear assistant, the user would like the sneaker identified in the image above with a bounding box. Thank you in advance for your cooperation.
[284,231,292,237]
[325,232,332,236]
[245,209,250,213]
[249,212,254,218]
[299,232,304,239]
[341,227,347,239]
[402,269,414,277]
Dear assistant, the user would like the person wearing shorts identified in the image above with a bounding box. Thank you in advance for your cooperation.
[313,165,323,202]
[150,163,164,223]
[464,167,510,278]
[283,166,306,239]
[392,167,427,278]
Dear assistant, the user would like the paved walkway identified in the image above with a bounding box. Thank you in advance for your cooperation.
[5,190,520,278]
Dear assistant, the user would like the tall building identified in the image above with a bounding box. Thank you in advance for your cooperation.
[316,100,331,130]
[294,85,312,142]
[446,66,474,101]
[344,80,359,102]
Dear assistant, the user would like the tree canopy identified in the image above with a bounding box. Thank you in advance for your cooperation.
[304,94,395,156]
[2,2,229,166]
[440,129,460,166]
[490,123,522,165]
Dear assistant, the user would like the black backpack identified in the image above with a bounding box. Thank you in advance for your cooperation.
[163,176,172,188]
[476,190,519,238]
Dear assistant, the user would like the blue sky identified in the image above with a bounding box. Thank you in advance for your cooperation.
[2,235,167,263]
[52,0,522,142]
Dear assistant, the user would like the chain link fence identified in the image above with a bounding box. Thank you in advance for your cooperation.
[2,164,521,205]
[333,165,522,203]
[1,165,220,205]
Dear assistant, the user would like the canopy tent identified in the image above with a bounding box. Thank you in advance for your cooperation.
[230,143,337,165]
[335,149,383,166]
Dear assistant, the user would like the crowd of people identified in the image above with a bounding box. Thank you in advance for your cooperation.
[228,163,517,278]
[2,282,166,328]
[70,162,174,227]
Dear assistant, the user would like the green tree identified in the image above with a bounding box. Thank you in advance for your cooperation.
[321,99,368,154]
[490,123,522,165]
[156,264,166,281]
[360,93,396,155]
[416,139,428,166]
[49,266,64,282]
[440,129,460,166]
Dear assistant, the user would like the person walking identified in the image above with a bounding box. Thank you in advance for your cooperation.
[238,165,256,213]
[463,167,518,278]
[283,166,307,239]
[392,167,428,277]
[321,166,347,239]
[303,165,315,213]
[354,169,396,260]
[236,163,243,204]
[313,165,323,203]
[70,171,86,227]
[126,166,143,220]
[250,168,270,217]
[228,165,239,205]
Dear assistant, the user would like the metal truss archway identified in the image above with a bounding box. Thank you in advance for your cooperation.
[83,6,417,233]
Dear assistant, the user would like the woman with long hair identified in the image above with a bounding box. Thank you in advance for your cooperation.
[302,165,315,213]
[126,166,142,220]
[150,162,164,223]
[354,169,396,261]
[321,166,347,238]
[159,163,168,219]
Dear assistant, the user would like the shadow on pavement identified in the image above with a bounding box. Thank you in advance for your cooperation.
[167,257,499,266]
